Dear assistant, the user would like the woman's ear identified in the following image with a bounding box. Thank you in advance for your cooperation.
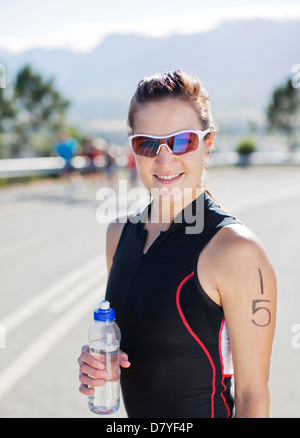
[204,132,215,157]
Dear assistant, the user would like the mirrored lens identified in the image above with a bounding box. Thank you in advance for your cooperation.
[171,132,199,154]
[131,137,160,157]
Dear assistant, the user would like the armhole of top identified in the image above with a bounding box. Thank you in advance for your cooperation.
[193,269,223,312]
[192,219,241,312]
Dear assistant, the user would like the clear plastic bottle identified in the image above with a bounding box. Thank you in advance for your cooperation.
[88,300,121,415]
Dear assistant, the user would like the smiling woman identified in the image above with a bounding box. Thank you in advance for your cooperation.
[127,70,216,213]
[78,69,277,418]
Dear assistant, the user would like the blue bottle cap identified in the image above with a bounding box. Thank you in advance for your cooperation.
[94,300,115,321]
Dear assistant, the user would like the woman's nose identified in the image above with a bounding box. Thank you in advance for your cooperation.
[154,144,177,164]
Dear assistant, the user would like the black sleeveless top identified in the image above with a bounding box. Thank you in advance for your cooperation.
[105,191,241,418]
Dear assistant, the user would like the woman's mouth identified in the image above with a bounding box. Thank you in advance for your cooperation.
[154,173,184,183]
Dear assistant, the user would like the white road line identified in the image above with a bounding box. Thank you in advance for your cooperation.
[0,283,106,401]
[1,253,106,333]
[48,269,107,314]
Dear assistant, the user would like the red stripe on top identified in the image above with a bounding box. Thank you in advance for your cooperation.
[175,271,216,418]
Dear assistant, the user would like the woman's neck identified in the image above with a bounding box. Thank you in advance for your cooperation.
[147,186,205,231]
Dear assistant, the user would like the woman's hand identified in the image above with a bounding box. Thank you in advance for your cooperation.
[78,345,131,395]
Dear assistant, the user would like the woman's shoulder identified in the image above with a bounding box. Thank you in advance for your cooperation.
[106,214,127,236]
[106,214,128,269]
[200,221,275,280]
[197,221,276,308]
[212,223,269,262]
[106,210,143,267]
[216,222,257,243]
[210,223,276,288]
[106,210,141,239]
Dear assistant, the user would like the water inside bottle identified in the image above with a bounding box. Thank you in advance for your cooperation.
[88,341,120,415]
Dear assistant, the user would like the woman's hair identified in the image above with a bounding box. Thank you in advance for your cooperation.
[127,69,216,198]
[127,69,217,136]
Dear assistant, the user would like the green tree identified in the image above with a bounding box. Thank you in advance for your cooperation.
[0,87,16,158]
[0,87,15,131]
[13,65,70,155]
[267,77,300,150]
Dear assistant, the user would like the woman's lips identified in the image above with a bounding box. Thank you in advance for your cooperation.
[154,172,184,183]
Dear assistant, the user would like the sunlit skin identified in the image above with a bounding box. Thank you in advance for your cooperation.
[132,98,215,227]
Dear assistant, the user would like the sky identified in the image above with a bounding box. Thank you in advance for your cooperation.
[1,0,300,53]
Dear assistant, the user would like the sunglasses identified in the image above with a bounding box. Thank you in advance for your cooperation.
[129,129,210,158]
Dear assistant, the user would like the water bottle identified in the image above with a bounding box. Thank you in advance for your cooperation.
[88,300,121,415]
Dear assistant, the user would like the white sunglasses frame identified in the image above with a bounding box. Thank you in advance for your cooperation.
[128,129,211,156]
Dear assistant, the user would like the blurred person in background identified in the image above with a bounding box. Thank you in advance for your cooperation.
[78,70,277,418]
[101,142,116,188]
[53,129,83,196]
[81,136,102,192]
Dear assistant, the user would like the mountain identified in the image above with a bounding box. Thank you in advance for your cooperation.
[1,18,299,134]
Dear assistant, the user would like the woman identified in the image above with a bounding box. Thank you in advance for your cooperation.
[78,70,277,418]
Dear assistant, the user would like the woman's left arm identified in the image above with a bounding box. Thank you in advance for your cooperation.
[217,225,277,418]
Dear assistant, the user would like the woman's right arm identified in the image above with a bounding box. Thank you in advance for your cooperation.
[78,219,130,396]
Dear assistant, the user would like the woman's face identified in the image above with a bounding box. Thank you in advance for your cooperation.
[132,98,214,202]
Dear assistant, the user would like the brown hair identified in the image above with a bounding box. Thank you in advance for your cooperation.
[127,69,217,136]
[127,69,216,198]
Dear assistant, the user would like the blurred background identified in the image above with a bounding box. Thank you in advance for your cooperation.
[0,0,299,418]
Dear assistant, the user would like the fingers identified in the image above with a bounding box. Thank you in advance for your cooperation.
[119,351,131,368]
[78,346,131,395]
[78,345,109,394]
[78,358,109,380]
[79,368,108,388]
[79,383,94,396]
[79,345,105,370]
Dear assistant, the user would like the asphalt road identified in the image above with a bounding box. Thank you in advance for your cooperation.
[0,165,299,418]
